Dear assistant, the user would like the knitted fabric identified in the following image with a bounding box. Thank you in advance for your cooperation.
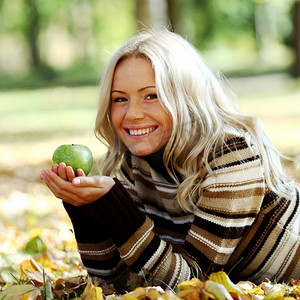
[63,133,300,289]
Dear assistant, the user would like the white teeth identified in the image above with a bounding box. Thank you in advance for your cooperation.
[129,127,155,136]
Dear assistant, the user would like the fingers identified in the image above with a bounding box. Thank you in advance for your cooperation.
[77,168,85,177]
[41,171,115,206]
[72,175,115,193]
[57,163,67,180]
[51,164,59,174]
[55,163,77,182]
[66,166,76,181]
[45,164,84,182]
[72,176,102,187]
[41,169,78,203]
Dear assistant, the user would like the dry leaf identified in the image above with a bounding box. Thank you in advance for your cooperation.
[205,280,233,300]
[209,271,243,295]
[261,282,286,297]
[80,277,103,300]
[158,290,182,300]
[0,284,41,300]
[53,276,87,298]
[177,278,203,291]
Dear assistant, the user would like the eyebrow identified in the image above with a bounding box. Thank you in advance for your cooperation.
[111,85,156,94]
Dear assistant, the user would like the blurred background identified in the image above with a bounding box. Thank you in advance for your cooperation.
[0,0,299,283]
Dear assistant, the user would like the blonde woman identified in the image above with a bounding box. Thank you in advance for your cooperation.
[41,30,300,290]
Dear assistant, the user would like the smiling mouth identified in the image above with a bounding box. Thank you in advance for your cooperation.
[127,126,157,136]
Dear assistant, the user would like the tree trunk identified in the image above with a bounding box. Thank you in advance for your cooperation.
[136,0,151,30]
[292,0,300,77]
[24,0,40,68]
[167,0,180,32]
[136,0,169,31]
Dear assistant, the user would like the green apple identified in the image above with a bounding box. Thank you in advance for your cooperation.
[52,144,93,176]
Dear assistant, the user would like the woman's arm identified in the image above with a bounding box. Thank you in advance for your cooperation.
[40,164,125,281]
[81,178,191,289]
[62,201,127,281]
[183,136,266,274]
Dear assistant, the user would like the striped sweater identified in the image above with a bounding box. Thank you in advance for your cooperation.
[63,134,300,290]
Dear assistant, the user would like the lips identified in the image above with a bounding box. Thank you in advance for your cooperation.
[127,126,157,136]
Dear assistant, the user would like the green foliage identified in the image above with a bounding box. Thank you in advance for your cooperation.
[0,0,136,81]
[0,0,295,85]
[179,0,256,48]
[180,0,294,51]
[24,236,47,255]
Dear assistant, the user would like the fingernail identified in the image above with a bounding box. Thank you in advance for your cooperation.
[73,178,80,185]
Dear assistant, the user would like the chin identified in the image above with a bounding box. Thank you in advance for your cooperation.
[130,149,153,156]
[127,146,157,157]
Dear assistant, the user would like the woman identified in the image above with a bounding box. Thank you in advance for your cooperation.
[40,30,300,290]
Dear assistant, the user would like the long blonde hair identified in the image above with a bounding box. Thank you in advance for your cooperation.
[95,29,294,211]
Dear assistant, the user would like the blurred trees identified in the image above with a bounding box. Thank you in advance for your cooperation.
[0,0,298,87]
[292,0,300,76]
[136,0,169,30]
[0,0,136,78]
[23,0,40,67]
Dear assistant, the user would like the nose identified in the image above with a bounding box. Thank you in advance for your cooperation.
[125,100,145,122]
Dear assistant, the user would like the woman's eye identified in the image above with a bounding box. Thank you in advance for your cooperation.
[145,94,158,100]
[113,97,127,103]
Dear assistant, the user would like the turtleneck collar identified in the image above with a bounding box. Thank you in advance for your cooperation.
[137,146,182,183]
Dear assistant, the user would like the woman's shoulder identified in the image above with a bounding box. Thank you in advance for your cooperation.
[208,128,261,169]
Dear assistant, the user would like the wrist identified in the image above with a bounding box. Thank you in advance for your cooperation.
[101,176,115,195]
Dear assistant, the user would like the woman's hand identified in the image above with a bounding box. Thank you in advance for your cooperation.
[40,163,115,206]
[51,162,81,182]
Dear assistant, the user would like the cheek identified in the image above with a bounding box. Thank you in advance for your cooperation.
[111,107,121,130]
[162,113,173,138]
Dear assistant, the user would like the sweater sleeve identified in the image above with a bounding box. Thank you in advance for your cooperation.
[183,136,266,274]
[63,199,127,281]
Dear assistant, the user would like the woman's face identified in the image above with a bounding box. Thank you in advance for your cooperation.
[111,57,173,156]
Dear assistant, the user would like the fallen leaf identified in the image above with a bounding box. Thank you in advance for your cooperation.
[177,278,203,291]
[0,284,41,300]
[247,286,265,296]
[80,277,103,300]
[53,276,87,299]
[261,282,286,297]
[205,280,233,300]
[209,271,244,295]
[24,235,47,254]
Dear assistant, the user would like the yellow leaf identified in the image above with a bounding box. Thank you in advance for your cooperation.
[208,271,244,295]
[159,290,182,300]
[294,285,300,297]
[130,286,147,298]
[176,288,196,298]
[0,284,41,300]
[205,280,233,300]
[177,278,203,290]
[147,288,163,300]
[29,227,45,239]
[247,286,265,295]
[18,259,42,280]
[122,295,139,300]
[81,277,103,300]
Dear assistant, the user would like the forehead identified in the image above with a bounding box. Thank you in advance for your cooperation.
[112,57,155,89]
